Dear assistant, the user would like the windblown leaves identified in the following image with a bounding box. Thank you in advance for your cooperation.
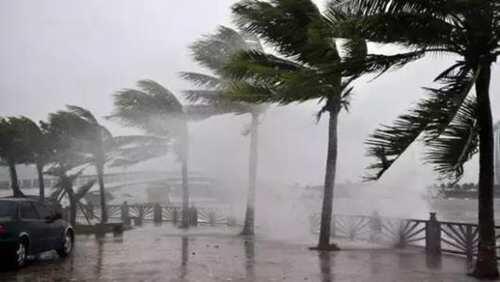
[365,64,476,181]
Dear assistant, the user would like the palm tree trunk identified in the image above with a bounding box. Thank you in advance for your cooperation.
[473,63,499,278]
[63,177,77,226]
[8,161,23,197]
[494,124,500,185]
[316,102,340,250]
[96,162,108,224]
[241,113,259,236]
[181,132,190,229]
[68,188,77,227]
[36,162,45,201]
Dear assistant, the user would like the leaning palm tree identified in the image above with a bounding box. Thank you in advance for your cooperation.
[21,118,52,201]
[46,106,115,224]
[0,117,38,197]
[110,80,196,228]
[329,0,500,277]
[62,105,115,224]
[182,26,267,235]
[225,0,367,250]
[41,115,95,226]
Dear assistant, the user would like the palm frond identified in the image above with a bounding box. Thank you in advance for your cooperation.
[232,0,339,65]
[365,64,476,180]
[326,5,458,52]
[224,50,303,81]
[74,179,97,201]
[190,26,250,72]
[183,90,223,104]
[137,80,184,113]
[109,80,186,136]
[329,0,461,20]
[66,105,98,125]
[180,72,222,89]
[425,97,479,181]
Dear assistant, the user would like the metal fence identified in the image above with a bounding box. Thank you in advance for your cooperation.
[310,212,499,261]
[74,203,235,227]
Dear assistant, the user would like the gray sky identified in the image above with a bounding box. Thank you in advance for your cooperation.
[1,0,499,189]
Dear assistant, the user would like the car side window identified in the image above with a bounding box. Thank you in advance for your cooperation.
[34,203,51,220]
[20,203,39,220]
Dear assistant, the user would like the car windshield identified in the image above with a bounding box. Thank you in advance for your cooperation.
[0,201,17,219]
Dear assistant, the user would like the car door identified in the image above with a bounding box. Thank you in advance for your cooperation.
[34,202,60,250]
[19,202,44,253]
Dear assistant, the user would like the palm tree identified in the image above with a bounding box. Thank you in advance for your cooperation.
[21,118,51,201]
[41,114,94,226]
[182,26,267,235]
[0,117,39,197]
[44,106,113,223]
[226,0,367,250]
[111,80,196,228]
[47,106,159,224]
[328,0,500,277]
[60,105,115,224]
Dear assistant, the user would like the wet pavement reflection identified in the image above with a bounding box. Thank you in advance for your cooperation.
[0,224,482,281]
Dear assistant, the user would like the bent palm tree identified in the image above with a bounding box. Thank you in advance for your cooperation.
[329,0,500,277]
[226,0,367,249]
[110,80,193,228]
[22,118,52,201]
[182,26,267,235]
[48,106,115,223]
[41,115,94,226]
[0,117,39,197]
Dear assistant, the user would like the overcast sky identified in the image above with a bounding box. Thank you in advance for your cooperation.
[1,0,499,190]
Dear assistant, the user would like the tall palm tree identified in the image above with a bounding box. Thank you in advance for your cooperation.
[182,26,267,235]
[226,0,367,250]
[0,117,38,197]
[111,80,195,228]
[329,0,500,277]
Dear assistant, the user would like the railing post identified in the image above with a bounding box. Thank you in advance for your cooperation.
[369,212,382,242]
[153,203,162,224]
[121,201,130,226]
[191,206,198,226]
[136,205,144,226]
[172,208,178,224]
[465,225,474,262]
[208,210,216,226]
[425,212,441,255]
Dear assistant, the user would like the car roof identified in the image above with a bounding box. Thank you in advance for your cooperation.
[0,197,36,202]
[0,196,58,204]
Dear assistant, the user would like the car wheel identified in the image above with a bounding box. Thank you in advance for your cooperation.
[56,230,73,258]
[15,239,28,268]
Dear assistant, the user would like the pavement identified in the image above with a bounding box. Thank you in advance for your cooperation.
[0,224,490,282]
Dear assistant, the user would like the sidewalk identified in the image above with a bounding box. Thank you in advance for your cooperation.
[0,224,488,282]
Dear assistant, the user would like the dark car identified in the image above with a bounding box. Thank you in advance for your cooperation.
[0,197,74,268]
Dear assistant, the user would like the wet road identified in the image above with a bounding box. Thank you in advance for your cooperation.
[0,224,483,281]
